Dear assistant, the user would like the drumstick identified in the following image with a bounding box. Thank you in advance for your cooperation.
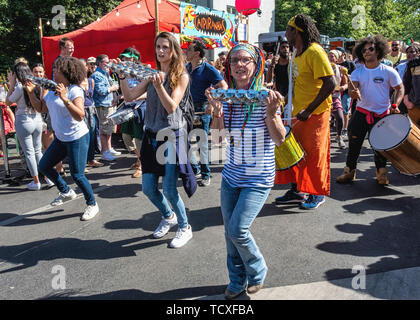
[341,67,361,101]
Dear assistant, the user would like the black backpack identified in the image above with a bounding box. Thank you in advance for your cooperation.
[179,82,195,133]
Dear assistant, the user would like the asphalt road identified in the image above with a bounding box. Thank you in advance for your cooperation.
[1,133,419,300]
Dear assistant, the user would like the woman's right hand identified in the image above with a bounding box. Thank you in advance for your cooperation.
[205,86,222,116]
[24,80,36,94]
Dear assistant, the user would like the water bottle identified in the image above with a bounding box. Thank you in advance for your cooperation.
[0,85,7,103]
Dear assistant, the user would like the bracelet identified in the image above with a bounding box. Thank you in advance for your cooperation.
[391,104,398,109]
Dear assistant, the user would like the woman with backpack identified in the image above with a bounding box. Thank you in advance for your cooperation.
[119,32,196,249]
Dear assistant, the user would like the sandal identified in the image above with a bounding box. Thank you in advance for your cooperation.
[88,160,104,168]
[132,168,142,178]
[130,161,141,170]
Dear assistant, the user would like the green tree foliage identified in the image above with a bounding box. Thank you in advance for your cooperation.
[275,0,419,41]
[0,0,122,75]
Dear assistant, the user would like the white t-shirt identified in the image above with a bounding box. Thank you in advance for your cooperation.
[7,84,40,116]
[351,64,402,114]
[43,85,89,142]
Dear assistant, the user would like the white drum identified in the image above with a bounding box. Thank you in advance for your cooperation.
[369,114,420,175]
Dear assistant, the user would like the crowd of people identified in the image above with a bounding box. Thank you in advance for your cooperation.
[1,12,419,299]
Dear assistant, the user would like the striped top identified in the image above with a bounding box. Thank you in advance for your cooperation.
[222,102,275,188]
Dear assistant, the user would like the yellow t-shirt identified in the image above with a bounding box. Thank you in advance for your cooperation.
[386,52,407,66]
[291,43,333,117]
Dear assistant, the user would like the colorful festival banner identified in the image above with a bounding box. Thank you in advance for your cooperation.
[180,2,236,48]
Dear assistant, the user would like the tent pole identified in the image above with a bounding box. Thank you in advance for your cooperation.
[38,18,45,66]
[155,0,159,35]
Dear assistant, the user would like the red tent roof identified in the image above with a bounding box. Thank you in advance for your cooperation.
[42,0,180,77]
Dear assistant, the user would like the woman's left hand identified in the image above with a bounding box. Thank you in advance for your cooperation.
[56,83,68,101]
[151,72,165,90]
[265,90,284,118]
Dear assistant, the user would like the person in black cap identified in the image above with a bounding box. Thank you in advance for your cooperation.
[267,36,290,96]
[336,46,356,136]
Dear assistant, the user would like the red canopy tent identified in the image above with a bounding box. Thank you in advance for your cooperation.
[41,0,180,78]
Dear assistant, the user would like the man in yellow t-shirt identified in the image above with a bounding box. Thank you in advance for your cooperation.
[275,13,335,210]
[386,40,407,67]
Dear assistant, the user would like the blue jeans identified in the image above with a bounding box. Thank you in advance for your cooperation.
[85,110,98,162]
[191,102,211,179]
[342,92,351,115]
[142,141,188,229]
[220,178,270,293]
[38,133,96,206]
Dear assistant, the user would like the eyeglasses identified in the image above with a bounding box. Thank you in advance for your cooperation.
[230,57,254,66]
[406,50,417,54]
[391,44,399,47]
[362,46,375,54]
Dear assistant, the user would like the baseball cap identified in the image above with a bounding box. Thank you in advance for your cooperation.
[278,36,288,44]
[87,57,96,63]
[336,47,346,53]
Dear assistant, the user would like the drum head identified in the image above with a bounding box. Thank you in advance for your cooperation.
[369,114,411,151]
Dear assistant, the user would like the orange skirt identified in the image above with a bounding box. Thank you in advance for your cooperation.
[275,111,331,196]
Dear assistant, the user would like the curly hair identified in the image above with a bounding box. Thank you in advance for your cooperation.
[55,56,86,85]
[155,31,186,91]
[354,35,390,63]
[294,14,320,52]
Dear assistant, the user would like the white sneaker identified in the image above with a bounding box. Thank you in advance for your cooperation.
[338,136,346,149]
[109,148,121,156]
[101,150,115,161]
[27,181,41,191]
[81,203,99,221]
[170,225,193,248]
[50,189,77,206]
[45,177,55,188]
[153,214,178,239]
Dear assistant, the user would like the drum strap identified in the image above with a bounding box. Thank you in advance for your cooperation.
[356,107,390,125]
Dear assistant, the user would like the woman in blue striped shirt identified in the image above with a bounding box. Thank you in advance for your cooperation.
[205,43,286,299]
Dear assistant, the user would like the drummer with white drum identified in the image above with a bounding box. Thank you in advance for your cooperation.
[336,35,404,185]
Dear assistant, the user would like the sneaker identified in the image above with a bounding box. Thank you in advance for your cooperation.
[81,203,99,221]
[300,195,325,210]
[45,177,55,188]
[50,189,77,206]
[109,148,121,156]
[101,150,115,161]
[153,214,178,239]
[342,129,348,137]
[27,181,41,191]
[194,170,201,179]
[199,177,211,187]
[337,136,346,149]
[169,225,193,248]
[275,189,306,204]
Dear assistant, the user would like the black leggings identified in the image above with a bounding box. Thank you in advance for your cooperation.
[346,110,387,170]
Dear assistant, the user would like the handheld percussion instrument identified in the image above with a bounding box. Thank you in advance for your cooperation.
[369,114,420,175]
[108,61,160,82]
[107,100,145,125]
[25,75,57,91]
[209,89,269,105]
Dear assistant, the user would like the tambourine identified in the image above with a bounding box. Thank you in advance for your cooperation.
[210,89,269,105]
[108,61,160,82]
[26,75,57,90]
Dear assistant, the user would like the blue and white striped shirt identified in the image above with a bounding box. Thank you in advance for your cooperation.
[222,102,275,188]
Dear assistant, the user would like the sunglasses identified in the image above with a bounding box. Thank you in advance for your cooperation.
[362,46,375,54]
[230,57,254,66]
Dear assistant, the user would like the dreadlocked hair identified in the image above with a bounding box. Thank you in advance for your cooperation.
[294,14,320,52]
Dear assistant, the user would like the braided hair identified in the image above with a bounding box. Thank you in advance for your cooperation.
[294,14,320,53]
